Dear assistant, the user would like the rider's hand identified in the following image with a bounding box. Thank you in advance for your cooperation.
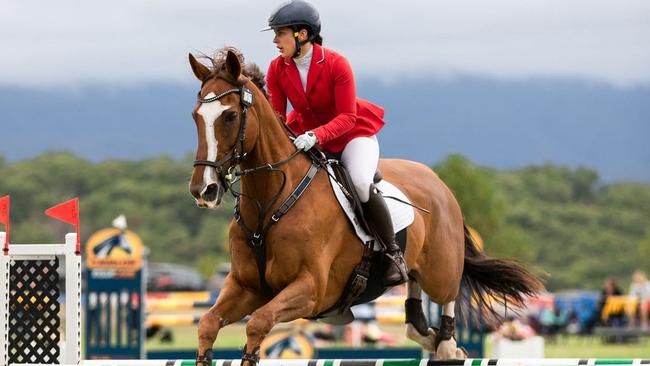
[293,131,318,151]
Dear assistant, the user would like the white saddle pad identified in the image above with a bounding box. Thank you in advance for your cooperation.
[326,165,415,250]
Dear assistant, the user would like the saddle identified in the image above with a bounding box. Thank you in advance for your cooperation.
[325,154,383,237]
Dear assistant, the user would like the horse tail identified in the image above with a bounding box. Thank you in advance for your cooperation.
[458,224,544,324]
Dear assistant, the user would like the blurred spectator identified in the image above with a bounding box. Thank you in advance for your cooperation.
[539,303,566,342]
[627,270,650,330]
[565,311,581,334]
[590,277,625,329]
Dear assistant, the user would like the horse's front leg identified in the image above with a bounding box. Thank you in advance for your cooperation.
[197,275,266,366]
[241,274,317,366]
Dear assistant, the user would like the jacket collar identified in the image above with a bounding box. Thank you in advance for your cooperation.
[306,43,325,94]
[282,43,325,65]
[282,43,326,96]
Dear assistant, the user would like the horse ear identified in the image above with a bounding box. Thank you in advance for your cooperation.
[225,50,242,80]
[188,53,212,82]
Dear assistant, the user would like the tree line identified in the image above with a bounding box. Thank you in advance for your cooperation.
[1,152,648,291]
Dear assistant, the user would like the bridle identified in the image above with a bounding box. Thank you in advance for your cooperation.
[190,81,317,297]
[192,85,254,188]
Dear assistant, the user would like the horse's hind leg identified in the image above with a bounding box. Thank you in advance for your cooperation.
[197,275,265,365]
[404,279,467,359]
[404,278,437,351]
[435,301,468,359]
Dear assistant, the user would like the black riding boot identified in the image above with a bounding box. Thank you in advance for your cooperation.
[362,184,409,287]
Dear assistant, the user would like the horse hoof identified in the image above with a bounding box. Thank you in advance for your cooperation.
[436,339,467,360]
[405,323,436,352]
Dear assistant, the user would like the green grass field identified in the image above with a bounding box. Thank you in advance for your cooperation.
[147,324,650,358]
[544,336,650,358]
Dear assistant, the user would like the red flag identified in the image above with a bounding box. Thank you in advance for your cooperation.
[0,195,9,253]
[0,195,9,226]
[45,198,79,225]
[45,198,80,253]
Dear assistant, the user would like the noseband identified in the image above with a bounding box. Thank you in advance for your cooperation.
[192,86,254,185]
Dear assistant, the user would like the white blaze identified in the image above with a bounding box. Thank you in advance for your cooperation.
[197,92,230,199]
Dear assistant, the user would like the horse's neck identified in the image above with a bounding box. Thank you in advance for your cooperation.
[239,97,309,209]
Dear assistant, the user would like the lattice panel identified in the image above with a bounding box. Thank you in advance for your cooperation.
[8,258,61,365]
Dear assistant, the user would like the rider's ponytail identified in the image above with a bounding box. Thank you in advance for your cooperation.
[304,25,322,45]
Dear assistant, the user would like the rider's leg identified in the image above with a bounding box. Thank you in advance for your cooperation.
[340,136,379,203]
[341,136,408,286]
[363,183,409,285]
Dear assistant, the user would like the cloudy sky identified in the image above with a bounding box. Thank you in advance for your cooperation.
[2,0,649,88]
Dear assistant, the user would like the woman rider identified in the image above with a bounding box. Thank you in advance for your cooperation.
[264,0,408,286]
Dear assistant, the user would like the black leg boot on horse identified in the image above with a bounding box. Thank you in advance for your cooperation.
[362,183,409,286]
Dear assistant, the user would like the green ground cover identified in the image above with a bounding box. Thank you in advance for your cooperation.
[147,324,650,358]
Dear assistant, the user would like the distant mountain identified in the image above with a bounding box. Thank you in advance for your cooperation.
[360,77,650,182]
[1,77,648,182]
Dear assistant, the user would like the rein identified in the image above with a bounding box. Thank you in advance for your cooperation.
[192,84,320,297]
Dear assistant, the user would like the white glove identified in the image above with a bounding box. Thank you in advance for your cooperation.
[293,131,318,151]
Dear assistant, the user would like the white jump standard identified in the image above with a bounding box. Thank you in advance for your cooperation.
[1,231,82,365]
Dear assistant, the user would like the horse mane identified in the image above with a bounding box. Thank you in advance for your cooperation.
[197,47,291,127]
[198,46,268,99]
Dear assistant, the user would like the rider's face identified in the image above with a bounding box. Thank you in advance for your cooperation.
[273,27,296,58]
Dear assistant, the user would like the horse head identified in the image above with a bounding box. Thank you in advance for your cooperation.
[188,49,260,208]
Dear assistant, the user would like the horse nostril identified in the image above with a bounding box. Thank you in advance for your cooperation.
[190,184,202,199]
[203,183,219,202]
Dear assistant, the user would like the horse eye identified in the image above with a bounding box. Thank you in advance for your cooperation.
[224,111,238,123]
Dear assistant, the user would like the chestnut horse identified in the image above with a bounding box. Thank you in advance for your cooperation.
[188,49,543,364]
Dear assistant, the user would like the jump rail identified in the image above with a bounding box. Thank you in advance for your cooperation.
[11,359,650,366]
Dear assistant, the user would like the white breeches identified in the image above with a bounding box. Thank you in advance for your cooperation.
[341,135,380,203]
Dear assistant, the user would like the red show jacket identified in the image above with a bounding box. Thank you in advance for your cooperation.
[266,43,385,153]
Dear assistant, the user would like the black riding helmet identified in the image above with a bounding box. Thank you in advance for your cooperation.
[262,0,321,58]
